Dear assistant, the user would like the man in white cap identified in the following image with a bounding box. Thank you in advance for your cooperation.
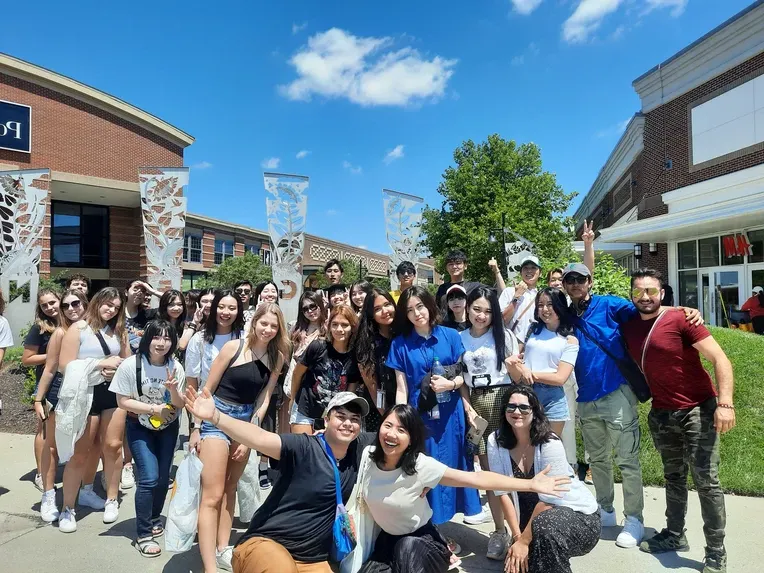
[184,389,372,573]
[742,285,764,334]
[498,255,541,342]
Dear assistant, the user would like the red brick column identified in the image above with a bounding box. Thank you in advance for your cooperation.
[110,206,142,285]
[202,230,215,269]
[234,240,245,257]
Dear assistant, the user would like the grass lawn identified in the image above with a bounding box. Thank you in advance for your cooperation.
[577,327,764,496]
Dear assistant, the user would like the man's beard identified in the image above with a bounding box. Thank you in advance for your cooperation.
[636,303,660,315]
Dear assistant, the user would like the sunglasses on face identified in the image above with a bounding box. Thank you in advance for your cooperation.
[235,288,252,296]
[61,300,82,311]
[506,403,532,414]
[563,275,588,285]
[632,287,661,298]
[302,303,319,313]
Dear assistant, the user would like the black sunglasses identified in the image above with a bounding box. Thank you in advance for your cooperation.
[563,275,588,285]
[235,288,252,296]
[506,403,532,414]
[61,300,82,310]
[302,303,319,313]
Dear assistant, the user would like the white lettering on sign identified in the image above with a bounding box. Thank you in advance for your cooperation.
[0,121,23,139]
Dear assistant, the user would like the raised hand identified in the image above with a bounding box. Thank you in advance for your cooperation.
[582,219,595,245]
[192,303,204,325]
[184,386,217,422]
[514,280,528,298]
[529,465,571,497]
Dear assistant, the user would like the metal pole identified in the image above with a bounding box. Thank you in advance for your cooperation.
[501,213,508,271]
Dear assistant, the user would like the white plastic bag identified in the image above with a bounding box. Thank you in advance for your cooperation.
[237,454,270,523]
[165,450,203,552]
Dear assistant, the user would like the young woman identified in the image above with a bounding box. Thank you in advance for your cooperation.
[507,288,579,439]
[458,286,520,560]
[196,303,288,573]
[156,289,198,357]
[488,385,599,573]
[352,404,571,573]
[24,288,61,492]
[386,286,483,555]
[110,320,186,557]
[186,288,245,454]
[290,305,359,434]
[58,287,130,533]
[349,280,373,315]
[326,283,350,309]
[442,284,469,332]
[354,288,397,433]
[35,290,97,523]
[254,281,279,307]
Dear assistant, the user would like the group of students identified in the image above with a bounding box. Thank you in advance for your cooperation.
[17,226,736,573]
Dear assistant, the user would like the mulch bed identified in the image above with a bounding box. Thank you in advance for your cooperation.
[0,367,37,434]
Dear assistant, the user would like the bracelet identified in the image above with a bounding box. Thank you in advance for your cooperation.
[452,380,457,390]
[212,408,221,426]
[717,403,735,410]
[34,399,44,403]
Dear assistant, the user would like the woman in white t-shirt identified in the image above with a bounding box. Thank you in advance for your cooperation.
[458,286,519,561]
[185,289,244,453]
[110,319,186,558]
[507,287,579,438]
[351,404,571,573]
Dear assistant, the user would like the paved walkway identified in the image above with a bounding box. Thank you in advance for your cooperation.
[1,431,762,572]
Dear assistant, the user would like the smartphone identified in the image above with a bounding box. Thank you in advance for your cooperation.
[467,415,489,447]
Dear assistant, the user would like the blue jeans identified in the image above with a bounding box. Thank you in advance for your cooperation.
[200,395,254,444]
[126,418,180,539]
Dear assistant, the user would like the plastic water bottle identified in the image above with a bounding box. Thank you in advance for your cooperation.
[432,356,451,404]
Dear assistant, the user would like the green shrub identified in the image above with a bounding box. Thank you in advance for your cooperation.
[2,345,37,405]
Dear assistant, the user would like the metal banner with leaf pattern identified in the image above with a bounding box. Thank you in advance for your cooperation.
[382,189,423,290]
[505,231,536,283]
[264,172,308,325]
[138,167,189,292]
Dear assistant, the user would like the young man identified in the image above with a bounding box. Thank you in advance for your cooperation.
[66,274,91,297]
[124,279,162,354]
[390,261,416,303]
[498,255,541,343]
[324,259,344,285]
[184,390,373,573]
[234,280,256,325]
[622,269,733,573]
[435,250,481,306]
[326,283,349,309]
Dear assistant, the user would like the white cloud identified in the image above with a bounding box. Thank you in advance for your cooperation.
[528,42,540,56]
[511,0,543,15]
[326,209,338,216]
[279,28,457,107]
[511,55,525,66]
[357,244,368,250]
[190,161,212,169]
[342,160,362,174]
[292,22,308,35]
[296,150,311,159]
[563,0,623,44]
[261,157,281,169]
[384,144,405,164]
[644,0,687,17]
[511,42,539,67]
[595,117,631,138]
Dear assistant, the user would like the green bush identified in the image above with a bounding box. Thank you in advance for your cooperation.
[2,345,37,405]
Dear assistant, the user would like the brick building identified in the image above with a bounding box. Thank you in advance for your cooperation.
[574,2,764,327]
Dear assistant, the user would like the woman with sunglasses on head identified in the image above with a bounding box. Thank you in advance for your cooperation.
[487,385,599,573]
[507,288,578,440]
[354,288,397,433]
[186,289,245,455]
[110,320,186,558]
[57,287,130,533]
[349,280,373,316]
[24,288,62,492]
[290,305,360,434]
[196,303,288,573]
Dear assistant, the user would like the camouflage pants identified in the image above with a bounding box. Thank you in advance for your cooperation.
[648,398,726,551]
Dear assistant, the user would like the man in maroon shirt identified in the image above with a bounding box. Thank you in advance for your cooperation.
[621,269,735,573]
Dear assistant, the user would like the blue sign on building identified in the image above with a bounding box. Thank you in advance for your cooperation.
[0,100,31,153]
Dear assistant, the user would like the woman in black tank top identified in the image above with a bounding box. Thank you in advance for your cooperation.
[195,303,291,573]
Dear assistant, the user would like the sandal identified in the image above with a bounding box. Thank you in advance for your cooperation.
[151,525,164,538]
[135,538,162,558]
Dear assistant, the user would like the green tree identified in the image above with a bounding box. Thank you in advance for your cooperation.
[199,252,272,289]
[421,134,576,285]
[538,251,630,298]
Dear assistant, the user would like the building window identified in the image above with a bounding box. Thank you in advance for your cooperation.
[616,254,637,274]
[698,237,719,267]
[678,270,698,309]
[182,271,207,291]
[749,229,764,264]
[183,233,202,263]
[677,241,697,270]
[51,201,109,268]
[245,244,260,256]
[214,239,234,265]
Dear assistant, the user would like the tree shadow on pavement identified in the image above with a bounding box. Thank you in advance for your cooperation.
[644,552,704,571]
[0,486,9,497]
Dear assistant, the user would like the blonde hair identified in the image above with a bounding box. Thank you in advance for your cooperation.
[35,288,61,335]
[85,287,126,342]
[247,302,291,371]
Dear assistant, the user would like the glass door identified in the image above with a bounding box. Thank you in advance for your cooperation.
[703,267,744,327]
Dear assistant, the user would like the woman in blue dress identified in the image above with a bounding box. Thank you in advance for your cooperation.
[386,285,483,557]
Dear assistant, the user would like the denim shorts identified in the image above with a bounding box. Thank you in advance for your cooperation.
[534,382,570,422]
[289,400,315,426]
[200,395,254,445]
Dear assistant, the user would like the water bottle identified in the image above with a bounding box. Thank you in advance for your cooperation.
[432,356,451,404]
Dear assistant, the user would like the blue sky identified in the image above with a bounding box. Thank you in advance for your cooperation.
[2,0,753,254]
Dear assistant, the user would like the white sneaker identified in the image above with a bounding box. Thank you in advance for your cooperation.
[486,530,509,560]
[103,499,119,524]
[58,507,77,533]
[40,491,59,523]
[616,516,644,548]
[34,473,44,492]
[463,506,491,525]
[120,463,135,489]
[599,506,618,527]
[216,546,233,571]
[79,486,106,510]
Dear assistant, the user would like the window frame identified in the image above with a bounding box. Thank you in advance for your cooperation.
[51,200,110,269]
[183,232,203,263]
[214,238,234,265]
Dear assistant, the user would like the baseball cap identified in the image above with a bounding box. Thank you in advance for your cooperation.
[754,286,763,294]
[520,255,541,269]
[561,263,592,279]
[446,284,467,298]
[322,392,370,418]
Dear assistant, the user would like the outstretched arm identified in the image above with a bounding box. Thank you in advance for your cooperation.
[439,465,569,496]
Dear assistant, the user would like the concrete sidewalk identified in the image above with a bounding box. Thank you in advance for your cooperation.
[1,431,762,572]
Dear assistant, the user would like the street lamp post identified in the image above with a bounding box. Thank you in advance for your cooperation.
[488,213,508,271]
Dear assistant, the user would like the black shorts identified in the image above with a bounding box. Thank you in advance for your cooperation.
[89,381,118,415]
[46,374,62,410]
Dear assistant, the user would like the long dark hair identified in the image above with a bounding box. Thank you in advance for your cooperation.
[349,280,374,313]
[137,319,178,364]
[466,286,506,370]
[355,288,395,369]
[529,287,574,338]
[393,285,439,336]
[496,384,558,449]
[370,404,426,476]
[291,290,327,347]
[254,281,280,305]
[158,289,187,329]
[203,289,244,343]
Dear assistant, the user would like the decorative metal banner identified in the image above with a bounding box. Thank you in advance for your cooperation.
[138,167,189,292]
[505,231,536,283]
[0,169,49,342]
[264,172,308,325]
[382,189,423,290]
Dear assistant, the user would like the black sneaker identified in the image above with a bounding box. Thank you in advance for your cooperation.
[258,469,272,490]
[703,548,727,573]
[639,529,690,554]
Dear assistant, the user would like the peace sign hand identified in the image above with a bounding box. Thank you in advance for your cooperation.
[582,219,595,246]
